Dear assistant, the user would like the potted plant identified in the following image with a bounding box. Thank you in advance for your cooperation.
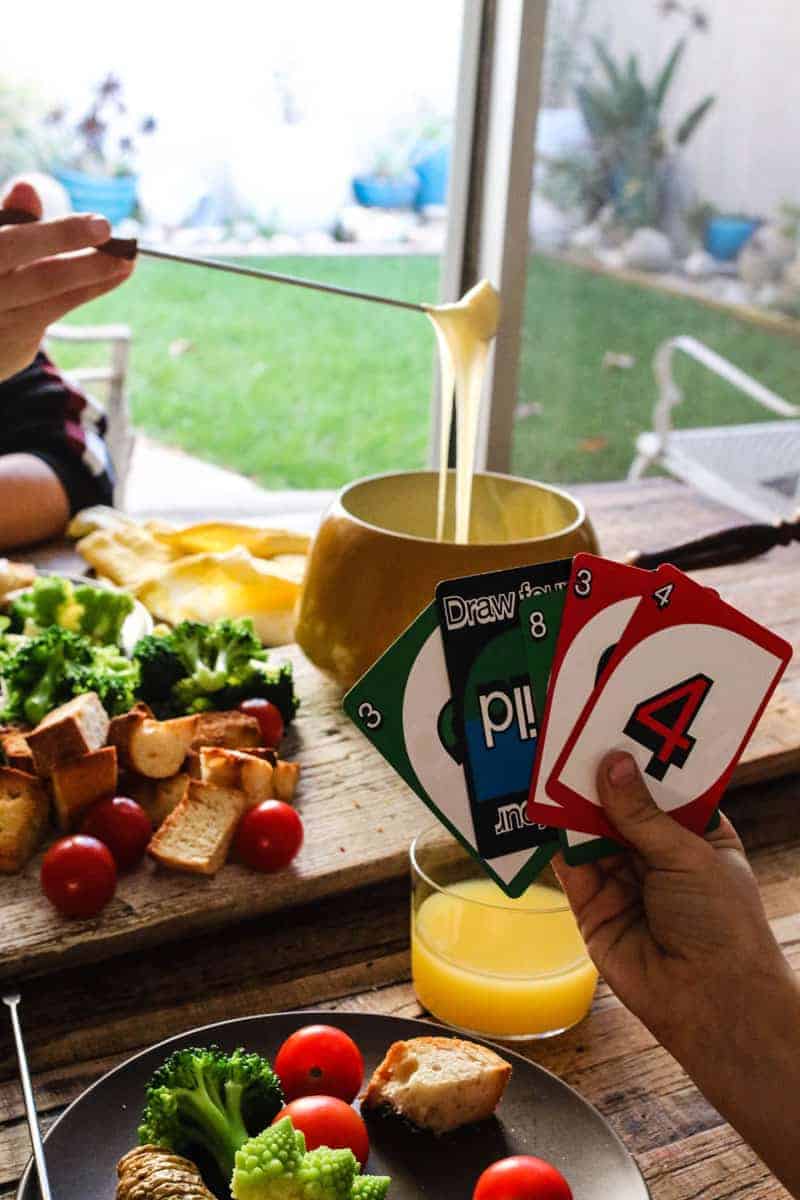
[703,212,763,261]
[46,75,156,224]
[352,126,419,209]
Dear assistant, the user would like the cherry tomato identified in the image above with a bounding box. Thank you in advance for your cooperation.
[235,800,303,872]
[473,1156,573,1200]
[274,1096,369,1167]
[40,836,117,919]
[80,796,151,870]
[239,698,285,747]
[275,1025,364,1103]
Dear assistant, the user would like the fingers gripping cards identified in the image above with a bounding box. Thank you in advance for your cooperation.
[345,551,791,893]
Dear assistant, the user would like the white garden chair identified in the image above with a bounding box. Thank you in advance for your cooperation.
[43,322,135,508]
[629,335,800,523]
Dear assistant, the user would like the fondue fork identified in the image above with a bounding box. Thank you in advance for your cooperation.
[0,208,427,315]
[3,992,53,1200]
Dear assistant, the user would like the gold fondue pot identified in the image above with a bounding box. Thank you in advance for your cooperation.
[295,470,599,690]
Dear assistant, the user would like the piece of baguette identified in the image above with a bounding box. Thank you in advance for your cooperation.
[0,767,49,872]
[191,710,262,750]
[0,727,34,773]
[110,711,198,779]
[273,759,300,803]
[51,745,118,831]
[148,780,246,875]
[361,1036,511,1134]
[27,692,109,776]
[199,747,275,805]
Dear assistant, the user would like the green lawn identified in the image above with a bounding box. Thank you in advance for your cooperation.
[60,254,798,489]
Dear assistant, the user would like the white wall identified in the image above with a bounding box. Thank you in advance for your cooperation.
[584,0,800,219]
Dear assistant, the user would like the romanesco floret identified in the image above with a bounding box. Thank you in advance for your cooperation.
[231,1119,390,1200]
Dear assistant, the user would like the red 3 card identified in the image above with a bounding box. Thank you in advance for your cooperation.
[545,564,792,840]
[525,554,658,832]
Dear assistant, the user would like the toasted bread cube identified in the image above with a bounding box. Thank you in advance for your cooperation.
[361,1036,512,1134]
[152,774,190,826]
[27,692,109,776]
[0,727,34,773]
[111,712,198,779]
[51,746,118,831]
[200,747,276,807]
[185,750,202,779]
[191,711,261,751]
[0,767,49,872]
[148,780,246,875]
[272,760,300,803]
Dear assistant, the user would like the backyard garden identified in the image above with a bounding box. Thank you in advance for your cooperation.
[55,250,798,489]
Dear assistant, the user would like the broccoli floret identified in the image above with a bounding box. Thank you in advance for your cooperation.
[232,1119,389,1200]
[9,575,74,635]
[351,1178,391,1200]
[133,633,186,711]
[0,626,93,725]
[75,643,140,716]
[133,618,299,724]
[73,584,134,645]
[138,1046,283,1185]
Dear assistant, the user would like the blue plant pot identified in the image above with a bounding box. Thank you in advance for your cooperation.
[55,169,138,225]
[412,145,450,207]
[352,173,419,209]
[704,215,762,262]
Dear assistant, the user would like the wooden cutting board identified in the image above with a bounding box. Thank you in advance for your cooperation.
[1,640,799,983]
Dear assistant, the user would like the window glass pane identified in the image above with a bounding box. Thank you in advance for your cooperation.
[6,1,464,489]
[515,0,798,517]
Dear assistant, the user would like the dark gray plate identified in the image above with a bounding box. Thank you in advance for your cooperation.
[18,1011,648,1199]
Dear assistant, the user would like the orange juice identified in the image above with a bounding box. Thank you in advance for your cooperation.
[412,877,598,1039]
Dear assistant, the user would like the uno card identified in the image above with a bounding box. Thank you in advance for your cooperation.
[343,602,556,897]
[518,589,567,724]
[548,565,793,840]
[559,806,723,866]
[435,559,571,863]
[526,554,658,833]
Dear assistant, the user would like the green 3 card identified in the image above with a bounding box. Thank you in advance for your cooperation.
[343,602,557,898]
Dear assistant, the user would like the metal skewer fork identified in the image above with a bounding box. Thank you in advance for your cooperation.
[0,207,427,315]
[3,993,53,1200]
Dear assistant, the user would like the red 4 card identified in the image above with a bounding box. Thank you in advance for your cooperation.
[526,554,659,833]
[545,564,793,840]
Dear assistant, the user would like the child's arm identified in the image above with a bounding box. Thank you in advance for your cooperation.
[0,181,133,382]
[0,453,70,549]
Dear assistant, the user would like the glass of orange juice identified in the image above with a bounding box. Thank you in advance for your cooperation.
[410,826,598,1040]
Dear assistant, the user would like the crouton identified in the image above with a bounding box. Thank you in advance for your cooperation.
[110,711,198,779]
[361,1037,512,1134]
[200,747,275,806]
[120,771,187,828]
[191,711,261,751]
[0,727,34,773]
[148,780,246,875]
[273,760,300,803]
[51,745,118,831]
[27,692,109,776]
[0,767,49,872]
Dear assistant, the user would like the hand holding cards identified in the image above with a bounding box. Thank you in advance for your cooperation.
[344,553,791,894]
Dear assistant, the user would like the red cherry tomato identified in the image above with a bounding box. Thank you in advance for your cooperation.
[235,800,303,872]
[80,796,152,870]
[473,1156,573,1200]
[274,1096,369,1167]
[274,1025,364,1103]
[239,698,285,747]
[40,836,117,919]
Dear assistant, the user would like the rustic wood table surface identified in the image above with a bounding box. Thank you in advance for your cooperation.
[1,478,798,1200]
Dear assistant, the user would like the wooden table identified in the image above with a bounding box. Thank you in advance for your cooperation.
[2,478,799,1199]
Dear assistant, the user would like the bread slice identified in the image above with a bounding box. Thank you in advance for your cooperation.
[27,692,109,776]
[191,710,262,751]
[361,1037,511,1134]
[110,711,198,779]
[148,780,246,875]
[0,767,49,872]
[51,745,118,831]
[0,727,34,773]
